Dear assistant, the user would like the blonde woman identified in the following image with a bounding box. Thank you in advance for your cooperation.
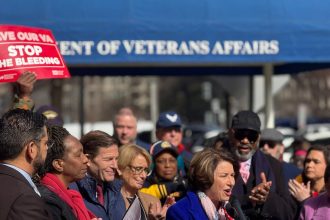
[114,144,173,220]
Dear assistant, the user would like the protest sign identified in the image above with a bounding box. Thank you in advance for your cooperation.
[0,25,70,83]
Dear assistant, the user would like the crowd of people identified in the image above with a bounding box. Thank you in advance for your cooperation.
[0,72,330,220]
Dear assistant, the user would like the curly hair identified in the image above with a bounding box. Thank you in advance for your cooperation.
[43,126,70,174]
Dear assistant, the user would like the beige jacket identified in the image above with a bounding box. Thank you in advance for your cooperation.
[123,191,161,215]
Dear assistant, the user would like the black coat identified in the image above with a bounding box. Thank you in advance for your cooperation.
[231,150,297,220]
[38,185,77,220]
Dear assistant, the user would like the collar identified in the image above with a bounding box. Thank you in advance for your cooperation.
[240,158,252,167]
[1,163,40,196]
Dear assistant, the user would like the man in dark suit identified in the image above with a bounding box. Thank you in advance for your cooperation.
[0,109,50,219]
[223,110,296,220]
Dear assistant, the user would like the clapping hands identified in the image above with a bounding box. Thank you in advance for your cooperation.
[148,196,175,220]
[288,179,311,202]
[249,172,272,205]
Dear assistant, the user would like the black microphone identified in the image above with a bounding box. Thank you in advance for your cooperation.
[224,201,236,217]
[225,196,247,220]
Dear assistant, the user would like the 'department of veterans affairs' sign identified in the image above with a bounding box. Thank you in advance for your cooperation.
[0,25,70,83]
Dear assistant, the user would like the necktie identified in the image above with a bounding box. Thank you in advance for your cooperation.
[96,184,104,205]
[240,161,250,183]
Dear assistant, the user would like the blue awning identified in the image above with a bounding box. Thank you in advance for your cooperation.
[1,0,330,74]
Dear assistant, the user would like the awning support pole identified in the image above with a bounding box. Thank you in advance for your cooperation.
[150,77,159,142]
[264,64,275,128]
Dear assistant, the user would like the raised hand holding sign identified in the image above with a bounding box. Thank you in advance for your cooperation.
[0,25,70,83]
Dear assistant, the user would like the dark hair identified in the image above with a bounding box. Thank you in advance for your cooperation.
[189,147,239,192]
[0,109,46,161]
[43,126,70,173]
[301,145,330,184]
[80,130,118,159]
[325,165,330,184]
[304,145,330,166]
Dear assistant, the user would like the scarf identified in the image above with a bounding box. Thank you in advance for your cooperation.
[41,173,96,220]
[197,191,234,220]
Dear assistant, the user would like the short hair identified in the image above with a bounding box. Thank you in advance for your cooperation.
[0,109,47,161]
[80,130,118,159]
[113,107,137,127]
[324,165,330,184]
[118,144,151,170]
[305,145,330,166]
[189,147,239,192]
[43,126,70,173]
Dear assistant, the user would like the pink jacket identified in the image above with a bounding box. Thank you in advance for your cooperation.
[300,192,330,220]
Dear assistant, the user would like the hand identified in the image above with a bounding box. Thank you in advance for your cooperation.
[249,172,272,205]
[288,179,311,202]
[16,71,37,98]
[148,196,175,220]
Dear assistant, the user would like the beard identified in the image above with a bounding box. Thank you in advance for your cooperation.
[32,152,45,176]
[233,144,257,162]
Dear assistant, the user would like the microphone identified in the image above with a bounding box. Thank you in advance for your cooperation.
[225,196,247,220]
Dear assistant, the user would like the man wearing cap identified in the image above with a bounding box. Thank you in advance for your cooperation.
[155,111,192,174]
[141,141,188,204]
[260,128,301,187]
[223,110,295,220]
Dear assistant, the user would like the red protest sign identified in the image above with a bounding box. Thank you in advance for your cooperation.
[0,25,70,83]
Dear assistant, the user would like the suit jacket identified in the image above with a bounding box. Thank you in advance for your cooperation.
[232,150,296,220]
[0,164,50,220]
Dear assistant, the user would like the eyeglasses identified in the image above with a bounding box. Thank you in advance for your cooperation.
[46,140,54,149]
[234,129,259,143]
[34,139,54,149]
[155,158,177,166]
[259,140,278,149]
[128,165,150,175]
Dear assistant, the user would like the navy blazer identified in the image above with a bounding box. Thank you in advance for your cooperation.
[70,176,122,220]
[232,150,296,220]
[166,191,208,220]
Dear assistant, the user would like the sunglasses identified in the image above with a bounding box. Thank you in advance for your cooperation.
[259,140,278,149]
[234,129,259,143]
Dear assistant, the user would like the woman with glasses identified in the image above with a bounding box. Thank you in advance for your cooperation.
[141,141,188,205]
[115,144,172,220]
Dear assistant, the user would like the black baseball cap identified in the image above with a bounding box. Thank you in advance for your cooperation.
[231,110,261,133]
